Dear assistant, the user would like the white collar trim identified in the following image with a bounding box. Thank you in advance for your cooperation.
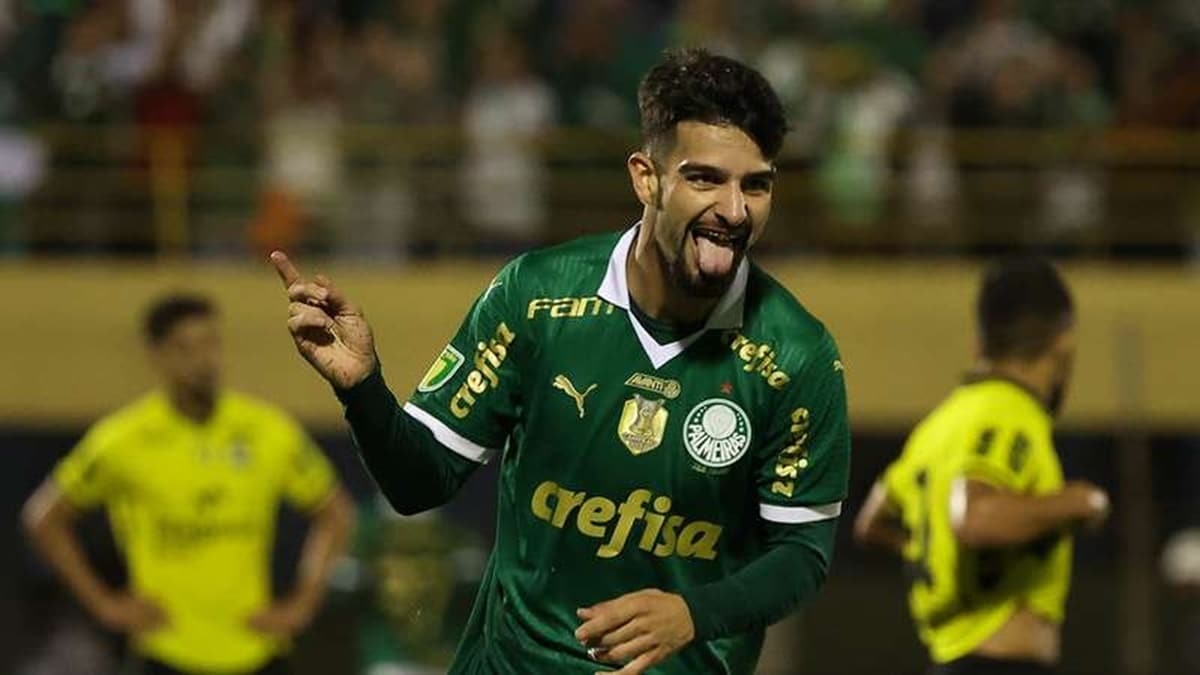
[596,225,749,369]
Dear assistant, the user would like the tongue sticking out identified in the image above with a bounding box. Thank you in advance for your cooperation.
[695,235,736,278]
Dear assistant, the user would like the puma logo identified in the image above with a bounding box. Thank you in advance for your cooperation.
[553,375,597,418]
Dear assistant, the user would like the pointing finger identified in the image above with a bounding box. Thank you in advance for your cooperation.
[270,251,303,289]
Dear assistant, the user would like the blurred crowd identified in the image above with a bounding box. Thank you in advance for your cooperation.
[1,0,1199,258]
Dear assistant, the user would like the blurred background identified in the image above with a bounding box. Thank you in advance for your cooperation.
[1,0,1199,673]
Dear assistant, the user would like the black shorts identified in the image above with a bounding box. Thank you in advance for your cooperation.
[135,657,289,675]
[929,655,1056,675]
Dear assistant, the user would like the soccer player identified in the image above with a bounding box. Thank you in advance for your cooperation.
[273,48,850,674]
[853,259,1111,675]
[22,294,355,675]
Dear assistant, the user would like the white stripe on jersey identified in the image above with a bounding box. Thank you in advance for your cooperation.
[759,501,842,524]
[403,402,497,464]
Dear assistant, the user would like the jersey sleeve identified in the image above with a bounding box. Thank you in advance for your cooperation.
[52,424,122,510]
[957,421,1049,493]
[403,258,527,464]
[279,418,337,510]
[755,329,851,525]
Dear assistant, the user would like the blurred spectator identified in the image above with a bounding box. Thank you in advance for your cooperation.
[460,20,555,250]
[1116,3,1200,127]
[928,0,1062,128]
[814,42,918,233]
[0,0,1195,259]
[548,0,667,127]
[669,0,746,59]
[336,0,454,261]
[251,1,345,256]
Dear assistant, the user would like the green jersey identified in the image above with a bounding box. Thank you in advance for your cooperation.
[405,228,851,673]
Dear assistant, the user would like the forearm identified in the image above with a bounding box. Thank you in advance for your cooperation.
[958,482,1087,548]
[680,519,835,641]
[23,497,111,614]
[292,491,354,607]
[858,519,908,555]
[853,481,907,555]
[335,367,477,514]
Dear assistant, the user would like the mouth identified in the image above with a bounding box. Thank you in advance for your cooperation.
[689,224,748,279]
[690,226,748,248]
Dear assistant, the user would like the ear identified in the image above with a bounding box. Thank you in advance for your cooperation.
[627,151,660,209]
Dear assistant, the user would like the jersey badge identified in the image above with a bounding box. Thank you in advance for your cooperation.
[552,374,597,418]
[684,398,752,468]
[618,394,668,455]
[418,345,465,393]
[624,373,681,400]
[228,440,251,468]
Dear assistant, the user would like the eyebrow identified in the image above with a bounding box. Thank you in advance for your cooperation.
[676,162,776,182]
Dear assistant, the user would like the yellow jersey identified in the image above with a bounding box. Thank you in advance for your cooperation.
[53,390,335,673]
[882,377,1072,664]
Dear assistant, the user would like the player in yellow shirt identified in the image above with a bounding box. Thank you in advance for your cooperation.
[22,294,355,675]
[854,259,1110,674]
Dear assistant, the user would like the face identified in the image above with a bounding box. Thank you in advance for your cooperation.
[150,315,221,399]
[1045,324,1076,417]
[629,121,775,298]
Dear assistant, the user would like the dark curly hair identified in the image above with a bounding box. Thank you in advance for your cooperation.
[638,48,788,161]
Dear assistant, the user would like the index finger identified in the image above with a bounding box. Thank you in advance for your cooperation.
[269,251,303,289]
[576,600,637,643]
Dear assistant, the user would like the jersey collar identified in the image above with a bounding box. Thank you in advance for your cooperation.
[961,371,1051,415]
[596,224,749,369]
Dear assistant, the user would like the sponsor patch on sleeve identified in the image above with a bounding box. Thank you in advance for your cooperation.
[418,345,465,393]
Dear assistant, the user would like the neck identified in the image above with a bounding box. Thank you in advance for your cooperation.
[976,358,1052,406]
[627,221,721,325]
[168,386,216,423]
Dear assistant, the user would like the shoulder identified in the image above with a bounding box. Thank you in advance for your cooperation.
[503,232,620,290]
[963,381,1051,435]
[221,391,302,435]
[81,393,164,450]
[491,232,623,323]
[739,264,842,385]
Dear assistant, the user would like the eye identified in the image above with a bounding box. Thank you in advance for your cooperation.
[685,172,720,187]
[743,177,773,195]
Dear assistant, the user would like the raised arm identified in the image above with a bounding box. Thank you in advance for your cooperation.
[270,251,376,390]
[271,252,479,513]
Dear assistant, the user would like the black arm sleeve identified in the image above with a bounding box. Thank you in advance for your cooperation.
[335,366,480,515]
[679,519,837,641]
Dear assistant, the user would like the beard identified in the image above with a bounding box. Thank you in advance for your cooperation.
[655,212,748,299]
[1046,379,1068,417]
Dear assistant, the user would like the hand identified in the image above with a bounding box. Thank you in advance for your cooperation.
[1064,480,1110,531]
[92,592,168,634]
[575,589,695,674]
[270,251,377,390]
[248,593,316,638]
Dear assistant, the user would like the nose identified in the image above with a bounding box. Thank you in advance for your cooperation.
[712,183,747,226]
